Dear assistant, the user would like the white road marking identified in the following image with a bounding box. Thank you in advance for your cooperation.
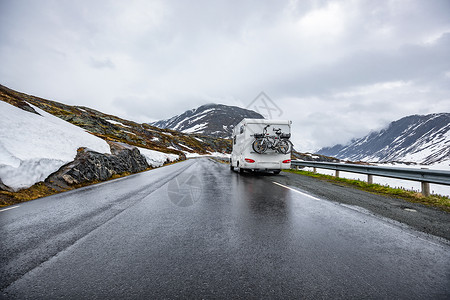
[0,205,20,212]
[403,208,417,212]
[272,182,321,201]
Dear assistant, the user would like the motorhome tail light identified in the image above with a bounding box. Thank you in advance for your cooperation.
[282,159,291,164]
[245,158,255,163]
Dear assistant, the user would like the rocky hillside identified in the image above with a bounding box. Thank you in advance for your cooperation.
[0,84,234,206]
[0,84,232,158]
[318,113,450,164]
[150,103,264,138]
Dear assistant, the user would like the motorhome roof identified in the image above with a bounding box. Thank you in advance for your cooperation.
[240,118,291,125]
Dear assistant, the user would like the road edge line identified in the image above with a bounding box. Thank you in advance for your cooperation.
[0,205,20,213]
[272,181,321,201]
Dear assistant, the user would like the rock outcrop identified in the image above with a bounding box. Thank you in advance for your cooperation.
[46,142,149,191]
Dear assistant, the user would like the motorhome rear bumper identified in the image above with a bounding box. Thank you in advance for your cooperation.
[242,162,291,169]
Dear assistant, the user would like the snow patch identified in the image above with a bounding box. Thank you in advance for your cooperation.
[182,123,208,134]
[189,115,207,124]
[179,144,194,151]
[0,101,111,190]
[184,151,230,159]
[106,119,129,127]
[137,147,179,168]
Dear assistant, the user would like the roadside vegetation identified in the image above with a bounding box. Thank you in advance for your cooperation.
[284,169,450,213]
[0,169,151,208]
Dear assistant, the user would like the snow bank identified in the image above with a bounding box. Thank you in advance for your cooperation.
[207,152,231,159]
[184,151,230,159]
[137,147,179,167]
[0,101,111,190]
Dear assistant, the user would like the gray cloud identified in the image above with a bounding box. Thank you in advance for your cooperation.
[275,32,450,98]
[89,57,115,69]
[1,0,449,151]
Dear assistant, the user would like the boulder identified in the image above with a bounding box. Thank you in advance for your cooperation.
[46,143,149,190]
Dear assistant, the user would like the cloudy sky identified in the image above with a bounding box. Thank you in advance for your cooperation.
[1,0,449,151]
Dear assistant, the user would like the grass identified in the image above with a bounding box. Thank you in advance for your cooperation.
[284,169,450,213]
[0,182,59,207]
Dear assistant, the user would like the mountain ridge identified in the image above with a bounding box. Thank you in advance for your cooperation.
[318,113,450,164]
[150,103,264,138]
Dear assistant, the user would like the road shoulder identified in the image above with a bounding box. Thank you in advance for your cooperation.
[272,172,450,241]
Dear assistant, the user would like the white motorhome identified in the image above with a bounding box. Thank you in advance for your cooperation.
[230,118,292,174]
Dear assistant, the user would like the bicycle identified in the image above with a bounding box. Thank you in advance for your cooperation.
[252,125,292,154]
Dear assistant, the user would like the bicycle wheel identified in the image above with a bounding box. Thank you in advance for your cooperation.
[252,138,268,154]
[277,139,292,154]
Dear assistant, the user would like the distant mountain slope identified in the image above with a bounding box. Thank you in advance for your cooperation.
[318,113,450,164]
[150,104,264,138]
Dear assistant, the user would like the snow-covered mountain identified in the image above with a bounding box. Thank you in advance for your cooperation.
[150,104,264,138]
[318,113,450,165]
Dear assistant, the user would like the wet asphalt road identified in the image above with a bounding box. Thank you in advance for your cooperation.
[1,158,449,299]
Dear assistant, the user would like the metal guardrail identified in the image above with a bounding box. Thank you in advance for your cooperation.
[290,160,450,196]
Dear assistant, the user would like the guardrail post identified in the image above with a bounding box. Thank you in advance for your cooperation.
[367,174,373,184]
[421,182,430,197]
[420,168,430,197]
[335,170,340,178]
